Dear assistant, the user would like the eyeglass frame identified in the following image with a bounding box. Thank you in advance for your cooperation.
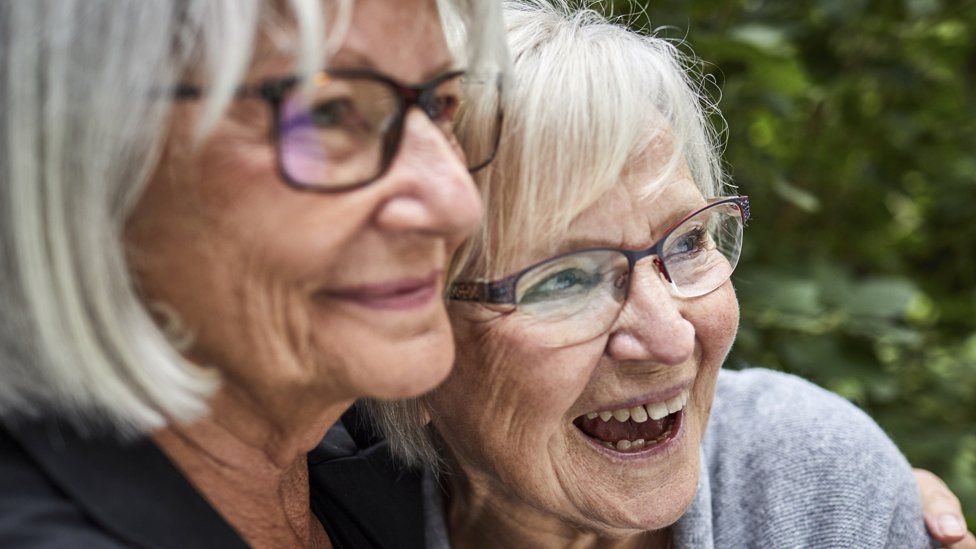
[174,67,505,193]
[448,195,751,304]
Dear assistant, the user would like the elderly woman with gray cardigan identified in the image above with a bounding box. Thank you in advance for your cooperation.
[364,2,945,547]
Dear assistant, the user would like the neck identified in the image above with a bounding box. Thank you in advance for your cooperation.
[153,383,352,548]
[445,472,670,549]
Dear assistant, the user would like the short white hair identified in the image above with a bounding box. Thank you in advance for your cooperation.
[364,0,729,470]
[0,0,508,436]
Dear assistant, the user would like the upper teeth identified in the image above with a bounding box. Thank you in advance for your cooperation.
[585,387,691,423]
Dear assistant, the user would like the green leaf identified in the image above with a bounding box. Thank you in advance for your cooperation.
[842,278,920,319]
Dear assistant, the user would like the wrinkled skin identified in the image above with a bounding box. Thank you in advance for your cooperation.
[430,156,739,547]
[125,0,482,545]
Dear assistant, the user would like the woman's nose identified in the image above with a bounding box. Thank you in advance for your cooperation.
[605,263,695,365]
[372,109,483,239]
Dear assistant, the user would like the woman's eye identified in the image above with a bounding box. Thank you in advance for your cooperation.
[309,99,369,133]
[520,268,601,304]
[427,93,459,122]
[669,227,708,256]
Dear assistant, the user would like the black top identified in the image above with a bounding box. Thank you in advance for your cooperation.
[309,408,427,549]
[0,410,425,548]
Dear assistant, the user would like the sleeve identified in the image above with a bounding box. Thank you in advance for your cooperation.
[885,474,940,549]
[706,369,937,549]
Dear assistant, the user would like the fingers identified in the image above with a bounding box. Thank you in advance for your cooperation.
[914,468,973,547]
[945,531,976,549]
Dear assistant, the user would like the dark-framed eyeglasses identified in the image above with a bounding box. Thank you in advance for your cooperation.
[175,68,504,192]
[448,196,750,347]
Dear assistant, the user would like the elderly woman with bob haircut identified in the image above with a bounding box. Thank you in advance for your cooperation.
[363,2,961,547]
[0,0,509,546]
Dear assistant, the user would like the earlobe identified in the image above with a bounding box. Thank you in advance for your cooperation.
[419,402,432,425]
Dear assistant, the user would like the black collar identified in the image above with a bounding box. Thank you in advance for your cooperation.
[5,409,426,549]
[306,407,427,549]
[6,418,248,549]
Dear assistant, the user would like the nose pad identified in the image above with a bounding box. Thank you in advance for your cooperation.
[372,109,482,237]
[652,257,673,284]
[605,264,695,365]
[617,257,672,301]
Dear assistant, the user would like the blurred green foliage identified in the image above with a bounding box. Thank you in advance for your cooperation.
[611,0,976,518]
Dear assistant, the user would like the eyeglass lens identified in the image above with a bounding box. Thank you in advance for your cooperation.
[277,72,501,190]
[511,202,744,347]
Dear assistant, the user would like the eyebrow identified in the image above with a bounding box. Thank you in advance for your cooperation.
[540,198,712,258]
[530,235,628,265]
[655,203,705,238]
[328,49,457,81]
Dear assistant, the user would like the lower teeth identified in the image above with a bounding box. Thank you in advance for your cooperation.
[602,428,673,452]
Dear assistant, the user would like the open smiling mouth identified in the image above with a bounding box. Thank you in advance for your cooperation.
[572,387,689,453]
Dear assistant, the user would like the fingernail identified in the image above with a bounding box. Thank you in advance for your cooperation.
[939,514,965,537]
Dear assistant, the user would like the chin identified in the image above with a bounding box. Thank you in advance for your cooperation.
[351,323,456,400]
[577,442,702,536]
[639,470,699,529]
[583,476,700,538]
[311,301,458,400]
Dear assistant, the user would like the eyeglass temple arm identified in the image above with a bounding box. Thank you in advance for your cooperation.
[171,78,296,102]
[447,281,516,303]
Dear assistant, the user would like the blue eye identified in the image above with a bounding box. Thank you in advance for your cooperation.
[520,268,603,304]
[426,93,460,122]
[668,227,707,257]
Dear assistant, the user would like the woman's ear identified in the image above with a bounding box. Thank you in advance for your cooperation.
[418,399,432,426]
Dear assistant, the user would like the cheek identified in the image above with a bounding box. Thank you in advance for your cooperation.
[193,134,369,284]
[126,117,379,380]
[688,283,739,423]
[693,282,740,366]
[432,319,595,478]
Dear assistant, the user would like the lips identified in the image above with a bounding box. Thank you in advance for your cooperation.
[575,411,680,452]
[322,271,441,311]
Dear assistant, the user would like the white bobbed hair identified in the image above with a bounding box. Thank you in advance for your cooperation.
[364,0,729,470]
[0,0,508,436]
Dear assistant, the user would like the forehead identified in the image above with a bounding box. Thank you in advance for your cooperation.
[570,170,705,245]
[251,0,453,81]
[525,160,706,272]
[330,0,453,79]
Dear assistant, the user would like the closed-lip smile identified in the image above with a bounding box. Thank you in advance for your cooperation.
[322,270,441,311]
